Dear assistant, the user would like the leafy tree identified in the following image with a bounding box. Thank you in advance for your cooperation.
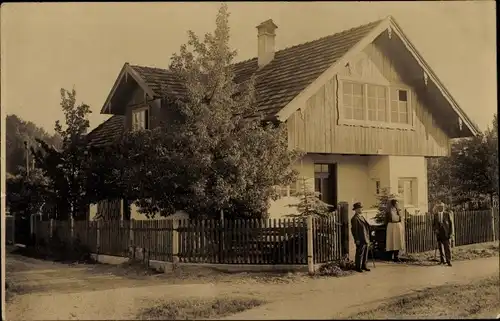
[5,114,61,175]
[485,113,498,199]
[288,176,331,217]
[6,167,51,220]
[122,4,300,219]
[427,113,498,208]
[32,88,92,220]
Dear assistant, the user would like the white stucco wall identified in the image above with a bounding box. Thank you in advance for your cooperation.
[267,153,429,259]
[388,156,429,214]
[268,154,373,219]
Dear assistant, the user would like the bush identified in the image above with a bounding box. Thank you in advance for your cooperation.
[317,256,356,277]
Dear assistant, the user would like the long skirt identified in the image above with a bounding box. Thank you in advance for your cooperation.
[386,222,405,251]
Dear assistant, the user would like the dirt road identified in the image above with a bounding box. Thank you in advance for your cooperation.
[5,250,499,320]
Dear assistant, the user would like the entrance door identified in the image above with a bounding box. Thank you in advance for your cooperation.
[314,163,338,210]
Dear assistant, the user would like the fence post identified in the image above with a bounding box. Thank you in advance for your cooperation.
[96,220,100,255]
[129,219,135,259]
[491,207,497,242]
[30,214,34,236]
[49,218,54,239]
[12,215,16,245]
[450,211,456,248]
[172,219,179,265]
[70,216,74,240]
[338,202,350,259]
[306,215,314,274]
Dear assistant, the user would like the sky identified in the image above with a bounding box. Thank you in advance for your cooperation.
[1,1,497,133]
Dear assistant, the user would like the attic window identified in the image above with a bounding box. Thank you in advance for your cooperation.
[339,80,413,128]
[132,107,149,131]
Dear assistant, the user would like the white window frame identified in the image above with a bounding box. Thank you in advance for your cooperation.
[275,182,299,199]
[390,86,411,125]
[397,177,418,207]
[131,106,150,131]
[338,77,414,129]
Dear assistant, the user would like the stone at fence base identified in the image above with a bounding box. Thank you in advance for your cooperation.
[172,256,180,271]
[89,253,312,273]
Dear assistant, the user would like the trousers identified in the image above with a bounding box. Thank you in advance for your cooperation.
[437,238,451,263]
[355,242,369,269]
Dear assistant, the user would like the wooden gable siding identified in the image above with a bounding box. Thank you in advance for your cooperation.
[286,37,450,157]
[123,86,164,131]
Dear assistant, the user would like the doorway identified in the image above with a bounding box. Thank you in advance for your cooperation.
[314,163,338,210]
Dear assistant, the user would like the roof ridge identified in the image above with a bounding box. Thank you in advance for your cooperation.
[271,18,384,56]
[131,18,384,72]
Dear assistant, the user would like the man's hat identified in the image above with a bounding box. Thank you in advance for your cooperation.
[352,202,363,210]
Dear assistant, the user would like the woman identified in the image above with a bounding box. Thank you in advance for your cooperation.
[385,199,405,262]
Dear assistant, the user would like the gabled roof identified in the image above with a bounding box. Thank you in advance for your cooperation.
[101,18,381,117]
[86,115,125,147]
[89,15,479,146]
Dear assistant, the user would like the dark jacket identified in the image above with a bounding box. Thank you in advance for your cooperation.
[351,214,370,244]
[384,207,402,225]
[432,210,454,241]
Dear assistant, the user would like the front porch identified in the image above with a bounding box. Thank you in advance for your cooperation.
[268,153,429,220]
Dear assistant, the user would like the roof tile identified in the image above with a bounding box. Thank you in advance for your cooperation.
[88,19,382,146]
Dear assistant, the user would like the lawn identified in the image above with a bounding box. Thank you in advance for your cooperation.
[136,297,266,320]
[402,242,499,266]
[348,275,500,319]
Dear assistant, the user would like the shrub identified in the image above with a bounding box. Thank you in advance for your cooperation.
[317,256,356,277]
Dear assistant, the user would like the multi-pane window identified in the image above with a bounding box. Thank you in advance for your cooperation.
[367,85,387,122]
[275,182,299,198]
[373,179,381,195]
[341,80,410,125]
[390,88,409,124]
[398,178,417,206]
[132,108,149,131]
[314,164,330,201]
[343,82,365,120]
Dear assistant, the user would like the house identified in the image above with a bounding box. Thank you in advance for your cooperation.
[87,16,478,224]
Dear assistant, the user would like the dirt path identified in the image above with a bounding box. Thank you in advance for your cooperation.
[6,252,499,320]
[5,252,303,320]
[221,256,500,320]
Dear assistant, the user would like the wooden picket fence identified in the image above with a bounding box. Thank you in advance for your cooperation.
[313,213,343,263]
[405,207,499,254]
[31,214,345,265]
[6,215,15,244]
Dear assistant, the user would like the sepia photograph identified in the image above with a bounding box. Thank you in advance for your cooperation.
[1,1,498,320]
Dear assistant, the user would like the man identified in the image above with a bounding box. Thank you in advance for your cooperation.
[351,202,371,273]
[432,201,454,266]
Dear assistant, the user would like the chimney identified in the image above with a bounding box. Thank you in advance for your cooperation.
[256,19,278,68]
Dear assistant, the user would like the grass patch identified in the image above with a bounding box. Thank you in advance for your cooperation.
[5,279,23,302]
[402,242,499,266]
[136,297,266,320]
[348,275,500,319]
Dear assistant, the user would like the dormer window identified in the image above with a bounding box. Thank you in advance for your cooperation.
[132,107,149,131]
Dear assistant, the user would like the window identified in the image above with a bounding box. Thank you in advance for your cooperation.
[343,82,365,120]
[340,80,411,126]
[314,163,330,202]
[132,107,149,131]
[373,179,381,195]
[391,88,409,124]
[398,178,417,206]
[367,85,387,122]
[275,182,299,198]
